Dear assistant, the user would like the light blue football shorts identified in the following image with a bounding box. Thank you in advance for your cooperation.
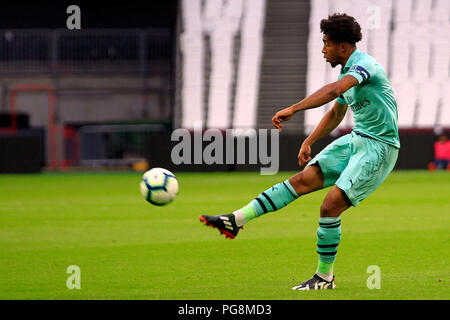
[306,131,399,206]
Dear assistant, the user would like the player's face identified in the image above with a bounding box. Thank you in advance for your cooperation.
[321,35,340,68]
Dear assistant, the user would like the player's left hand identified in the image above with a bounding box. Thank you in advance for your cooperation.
[272,106,296,132]
[298,142,312,167]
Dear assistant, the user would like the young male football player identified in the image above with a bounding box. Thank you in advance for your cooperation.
[199,13,400,290]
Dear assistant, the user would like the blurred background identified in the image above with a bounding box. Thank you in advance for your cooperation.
[0,0,449,173]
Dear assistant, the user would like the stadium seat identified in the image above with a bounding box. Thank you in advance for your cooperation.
[416,82,440,128]
[233,0,266,128]
[412,0,432,23]
[439,83,450,128]
[390,31,410,81]
[432,0,450,23]
[180,0,204,128]
[430,28,449,82]
[368,0,391,69]
[393,0,413,24]
[393,82,416,128]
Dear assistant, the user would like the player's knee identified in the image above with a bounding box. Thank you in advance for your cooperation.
[289,168,321,194]
[320,200,340,217]
[289,172,309,195]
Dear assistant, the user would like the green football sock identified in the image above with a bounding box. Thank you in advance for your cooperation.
[233,179,299,226]
[317,261,334,274]
[316,217,341,279]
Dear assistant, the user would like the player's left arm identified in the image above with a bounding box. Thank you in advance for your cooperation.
[272,75,358,131]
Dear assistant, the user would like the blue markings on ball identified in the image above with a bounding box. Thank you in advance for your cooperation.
[142,172,177,205]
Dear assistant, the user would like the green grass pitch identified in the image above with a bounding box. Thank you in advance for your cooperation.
[0,170,448,300]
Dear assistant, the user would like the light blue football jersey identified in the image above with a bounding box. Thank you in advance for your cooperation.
[336,49,400,148]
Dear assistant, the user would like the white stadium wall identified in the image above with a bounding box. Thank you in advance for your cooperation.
[177,0,266,130]
[176,0,310,132]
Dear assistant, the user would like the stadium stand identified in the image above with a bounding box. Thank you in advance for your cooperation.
[177,0,449,133]
[1,0,448,170]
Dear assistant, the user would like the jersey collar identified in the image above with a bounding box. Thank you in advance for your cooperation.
[340,48,360,74]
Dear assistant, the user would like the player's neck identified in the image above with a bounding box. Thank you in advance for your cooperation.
[339,46,357,67]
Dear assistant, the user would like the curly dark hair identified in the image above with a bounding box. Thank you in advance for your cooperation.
[320,13,362,44]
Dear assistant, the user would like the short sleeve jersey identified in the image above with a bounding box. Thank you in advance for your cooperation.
[336,49,400,148]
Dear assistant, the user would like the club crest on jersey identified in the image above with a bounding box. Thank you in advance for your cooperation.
[346,96,354,104]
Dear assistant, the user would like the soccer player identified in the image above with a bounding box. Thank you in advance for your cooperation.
[199,13,400,290]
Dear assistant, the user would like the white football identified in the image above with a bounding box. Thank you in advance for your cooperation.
[140,168,179,206]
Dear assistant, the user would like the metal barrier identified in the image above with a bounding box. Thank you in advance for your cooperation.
[78,124,167,166]
[0,29,171,74]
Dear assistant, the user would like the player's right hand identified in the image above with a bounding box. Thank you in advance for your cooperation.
[298,142,312,167]
[272,106,296,132]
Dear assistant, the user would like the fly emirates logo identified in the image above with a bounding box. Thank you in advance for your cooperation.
[349,97,371,112]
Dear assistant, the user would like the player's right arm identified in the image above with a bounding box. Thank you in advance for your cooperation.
[272,75,358,131]
[298,101,348,167]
